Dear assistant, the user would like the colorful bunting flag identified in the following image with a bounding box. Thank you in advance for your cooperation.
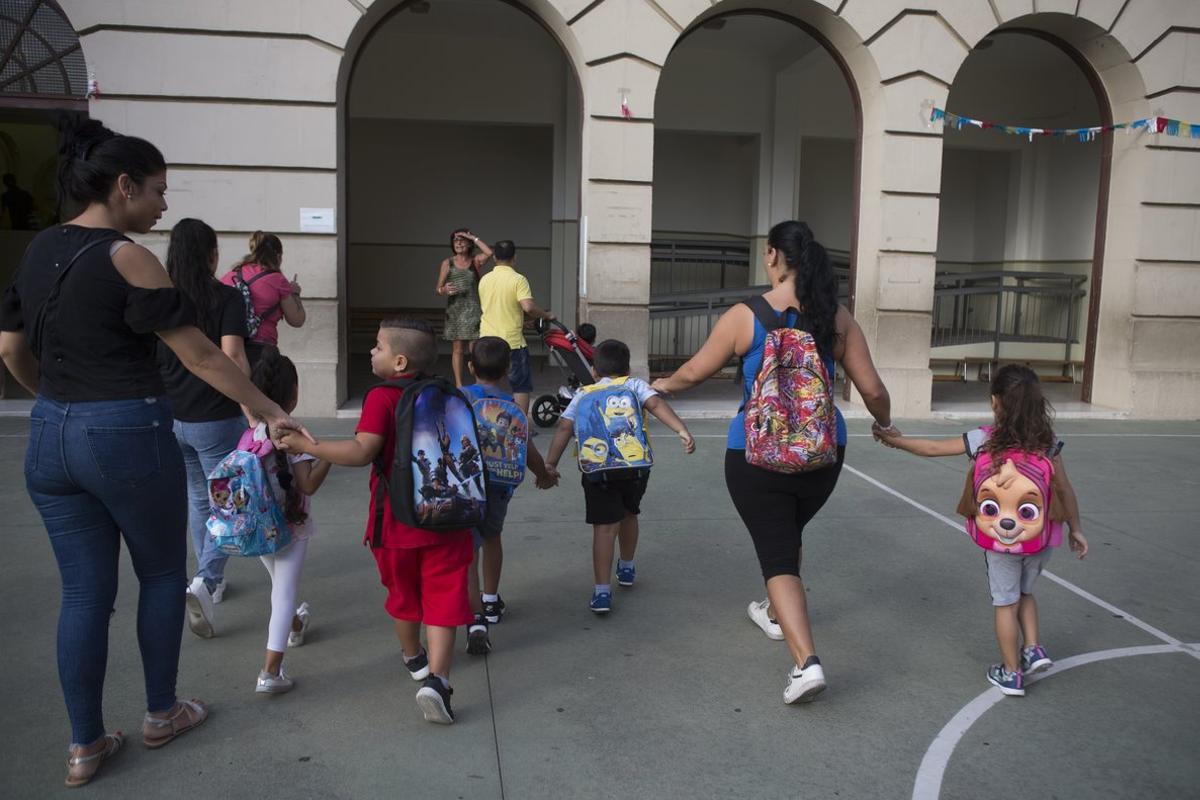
[928,106,1200,141]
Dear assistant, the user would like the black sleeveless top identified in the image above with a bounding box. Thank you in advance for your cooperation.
[0,225,194,402]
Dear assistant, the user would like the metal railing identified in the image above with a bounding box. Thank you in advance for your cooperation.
[650,239,753,295]
[646,259,1086,372]
[647,245,850,371]
[931,270,1087,362]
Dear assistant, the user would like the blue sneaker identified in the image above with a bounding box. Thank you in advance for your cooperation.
[589,591,612,614]
[986,664,1025,696]
[616,564,636,587]
[1021,644,1052,675]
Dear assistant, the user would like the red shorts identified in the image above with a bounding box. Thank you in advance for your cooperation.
[372,535,473,627]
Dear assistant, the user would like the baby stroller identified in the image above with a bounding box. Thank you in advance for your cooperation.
[531,319,595,428]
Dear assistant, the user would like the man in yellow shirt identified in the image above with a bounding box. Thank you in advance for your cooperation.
[478,240,553,413]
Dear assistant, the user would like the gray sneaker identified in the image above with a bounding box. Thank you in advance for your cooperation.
[256,668,295,694]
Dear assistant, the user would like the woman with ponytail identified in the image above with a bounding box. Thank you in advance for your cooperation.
[0,117,309,786]
[247,347,330,694]
[157,218,252,637]
[219,230,305,366]
[652,220,893,706]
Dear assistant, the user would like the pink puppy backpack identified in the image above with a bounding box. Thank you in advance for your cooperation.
[964,447,1062,555]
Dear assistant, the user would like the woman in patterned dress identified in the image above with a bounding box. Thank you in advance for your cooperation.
[436,228,492,386]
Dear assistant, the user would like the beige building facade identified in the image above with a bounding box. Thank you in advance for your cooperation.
[31,0,1200,417]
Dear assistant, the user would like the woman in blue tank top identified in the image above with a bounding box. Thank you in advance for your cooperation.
[653,220,895,706]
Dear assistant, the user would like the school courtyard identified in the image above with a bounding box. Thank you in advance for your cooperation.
[1,412,1196,799]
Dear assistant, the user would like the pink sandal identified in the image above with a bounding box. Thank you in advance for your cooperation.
[142,699,209,749]
[65,732,123,788]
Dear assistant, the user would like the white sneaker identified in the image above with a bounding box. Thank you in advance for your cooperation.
[747,599,784,641]
[288,602,311,648]
[783,657,826,704]
[256,667,295,694]
[185,577,215,639]
[211,579,227,604]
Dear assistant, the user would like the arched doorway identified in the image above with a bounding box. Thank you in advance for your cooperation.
[932,29,1107,408]
[0,0,88,399]
[337,0,582,403]
[649,10,861,378]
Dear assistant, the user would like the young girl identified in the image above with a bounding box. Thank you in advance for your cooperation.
[250,347,331,694]
[877,365,1087,697]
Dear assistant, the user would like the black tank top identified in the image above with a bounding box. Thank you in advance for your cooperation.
[0,225,194,402]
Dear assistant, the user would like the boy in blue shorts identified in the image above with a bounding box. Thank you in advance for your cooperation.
[460,336,559,653]
[544,339,694,613]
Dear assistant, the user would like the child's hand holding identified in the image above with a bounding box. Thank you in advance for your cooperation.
[536,464,560,490]
[1069,529,1088,559]
[872,421,901,446]
[679,428,695,454]
[277,429,313,454]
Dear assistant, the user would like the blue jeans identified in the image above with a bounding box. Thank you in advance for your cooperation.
[25,396,187,745]
[174,416,245,590]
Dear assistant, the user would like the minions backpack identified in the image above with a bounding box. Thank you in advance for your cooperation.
[572,377,653,481]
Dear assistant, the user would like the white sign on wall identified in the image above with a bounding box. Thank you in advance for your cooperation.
[299,208,335,234]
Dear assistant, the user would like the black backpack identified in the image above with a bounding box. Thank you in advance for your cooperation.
[369,375,489,546]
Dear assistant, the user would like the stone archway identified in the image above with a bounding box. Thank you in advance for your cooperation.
[336,0,585,404]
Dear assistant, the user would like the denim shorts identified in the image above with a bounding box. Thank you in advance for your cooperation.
[508,347,533,393]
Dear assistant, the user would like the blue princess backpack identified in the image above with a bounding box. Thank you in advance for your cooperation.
[206,427,292,557]
[572,377,653,481]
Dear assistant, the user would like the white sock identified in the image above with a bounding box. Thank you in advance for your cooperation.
[594,584,611,595]
[617,559,634,570]
[482,593,499,604]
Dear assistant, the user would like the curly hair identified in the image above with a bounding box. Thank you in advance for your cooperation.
[251,346,306,526]
[767,220,839,354]
[983,364,1056,461]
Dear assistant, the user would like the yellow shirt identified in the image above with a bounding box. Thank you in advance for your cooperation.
[478,264,533,350]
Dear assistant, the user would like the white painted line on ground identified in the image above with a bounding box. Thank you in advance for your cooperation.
[912,643,1195,800]
[841,463,1193,654]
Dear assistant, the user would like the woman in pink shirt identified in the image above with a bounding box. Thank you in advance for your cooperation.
[220,231,306,365]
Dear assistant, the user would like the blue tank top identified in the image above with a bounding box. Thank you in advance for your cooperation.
[726,306,847,450]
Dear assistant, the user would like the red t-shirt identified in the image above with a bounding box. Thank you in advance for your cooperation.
[356,381,471,549]
[219,263,292,346]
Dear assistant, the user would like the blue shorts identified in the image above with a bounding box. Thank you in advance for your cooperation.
[508,347,533,393]
[472,485,513,549]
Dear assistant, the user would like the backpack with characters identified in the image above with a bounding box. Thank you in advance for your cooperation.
[741,296,838,474]
[370,375,488,545]
[470,391,528,489]
[572,377,653,481]
[206,427,292,557]
[956,427,1064,555]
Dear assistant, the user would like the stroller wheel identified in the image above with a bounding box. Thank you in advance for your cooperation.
[532,395,560,428]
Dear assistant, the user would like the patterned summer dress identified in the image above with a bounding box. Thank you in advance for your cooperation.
[443,261,482,341]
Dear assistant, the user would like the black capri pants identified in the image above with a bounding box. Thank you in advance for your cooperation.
[724,447,845,580]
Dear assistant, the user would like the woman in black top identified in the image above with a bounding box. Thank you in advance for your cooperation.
[0,119,307,788]
[157,218,250,637]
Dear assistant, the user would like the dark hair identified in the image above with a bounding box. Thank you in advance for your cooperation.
[593,339,631,378]
[766,220,838,353]
[493,240,516,262]
[984,365,1056,460]
[57,116,165,214]
[238,230,283,272]
[450,227,476,256]
[380,317,438,372]
[471,336,511,380]
[251,347,306,526]
[575,322,597,345]
[166,218,221,331]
